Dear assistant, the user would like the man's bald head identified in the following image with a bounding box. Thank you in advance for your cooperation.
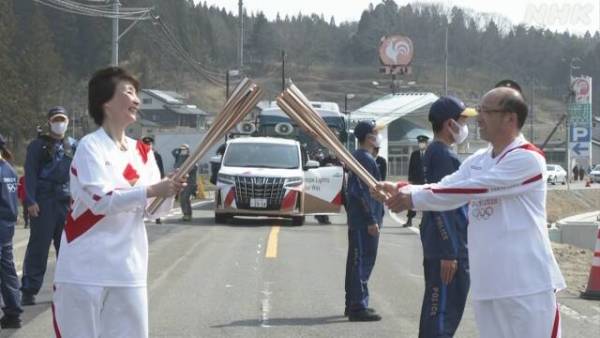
[482,87,528,129]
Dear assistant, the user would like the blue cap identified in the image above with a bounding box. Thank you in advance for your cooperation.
[354,120,376,141]
[48,106,68,120]
[428,96,477,125]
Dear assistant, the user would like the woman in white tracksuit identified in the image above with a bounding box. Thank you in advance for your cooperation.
[381,87,565,338]
[52,67,185,338]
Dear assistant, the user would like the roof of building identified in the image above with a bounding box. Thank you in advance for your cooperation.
[350,92,439,126]
[165,104,207,116]
[141,89,207,116]
[142,89,184,104]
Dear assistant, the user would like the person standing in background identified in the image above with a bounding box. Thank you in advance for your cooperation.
[405,135,429,227]
[0,134,23,328]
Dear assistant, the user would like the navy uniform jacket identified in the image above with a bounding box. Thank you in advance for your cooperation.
[420,141,468,259]
[24,135,76,205]
[347,149,384,228]
[408,149,425,184]
[0,159,18,242]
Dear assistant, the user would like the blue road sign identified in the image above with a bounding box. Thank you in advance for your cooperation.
[571,142,589,156]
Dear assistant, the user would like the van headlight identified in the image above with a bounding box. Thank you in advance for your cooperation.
[284,177,303,187]
[217,173,235,184]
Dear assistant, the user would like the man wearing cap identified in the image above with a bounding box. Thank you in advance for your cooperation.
[405,135,429,227]
[21,106,77,305]
[344,120,384,322]
[416,96,477,337]
[172,144,198,221]
[378,87,565,337]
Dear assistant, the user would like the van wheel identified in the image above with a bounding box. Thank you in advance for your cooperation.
[215,213,229,224]
[291,216,305,226]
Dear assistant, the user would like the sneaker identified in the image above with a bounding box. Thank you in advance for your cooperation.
[155,218,162,224]
[182,215,192,222]
[344,307,375,317]
[21,293,35,306]
[348,309,382,322]
[0,315,21,329]
[402,219,412,228]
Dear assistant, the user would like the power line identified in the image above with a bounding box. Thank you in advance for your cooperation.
[143,20,225,86]
[34,0,152,20]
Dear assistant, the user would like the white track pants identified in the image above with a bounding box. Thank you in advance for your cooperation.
[52,283,148,338]
[472,290,560,338]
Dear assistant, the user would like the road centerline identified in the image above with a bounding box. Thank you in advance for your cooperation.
[265,226,280,258]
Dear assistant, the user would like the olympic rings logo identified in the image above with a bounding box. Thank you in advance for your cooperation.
[472,206,494,220]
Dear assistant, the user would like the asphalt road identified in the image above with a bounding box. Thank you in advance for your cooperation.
[2,201,599,337]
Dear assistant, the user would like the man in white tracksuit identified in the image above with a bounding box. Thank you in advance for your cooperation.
[378,87,566,338]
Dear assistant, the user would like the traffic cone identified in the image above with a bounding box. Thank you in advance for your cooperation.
[196,176,207,200]
[581,226,600,300]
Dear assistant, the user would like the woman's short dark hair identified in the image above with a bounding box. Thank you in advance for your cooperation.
[88,67,140,126]
[499,93,528,129]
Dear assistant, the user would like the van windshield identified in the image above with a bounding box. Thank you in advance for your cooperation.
[223,143,299,169]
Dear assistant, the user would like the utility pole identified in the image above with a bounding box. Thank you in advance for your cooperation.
[530,82,535,141]
[281,50,286,91]
[238,0,244,70]
[444,24,448,96]
[111,0,120,66]
[226,71,230,100]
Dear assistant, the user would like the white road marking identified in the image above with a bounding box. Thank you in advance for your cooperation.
[560,304,600,324]
[260,282,273,328]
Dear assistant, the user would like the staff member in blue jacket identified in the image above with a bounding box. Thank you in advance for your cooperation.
[0,134,23,328]
[418,96,476,337]
[21,106,76,305]
[344,120,384,322]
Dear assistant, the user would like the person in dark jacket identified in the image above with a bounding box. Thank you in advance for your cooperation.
[143,136,164,224]
[21,106,76,306]
[418,96,476,337]
[405,135,429,227]
[344,120,384,322]
[172,144,198,221]
[0,134,24,328]
[373,147,387,180]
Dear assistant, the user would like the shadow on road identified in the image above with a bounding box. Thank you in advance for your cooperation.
[211,315,348,328]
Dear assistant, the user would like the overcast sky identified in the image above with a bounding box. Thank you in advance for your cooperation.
[194,0,599,35]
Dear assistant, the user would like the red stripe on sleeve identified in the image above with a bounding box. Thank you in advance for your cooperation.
[429,187,489,194]
[522,173,543,185]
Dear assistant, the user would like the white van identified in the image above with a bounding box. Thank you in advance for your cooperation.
[214,137,344,226]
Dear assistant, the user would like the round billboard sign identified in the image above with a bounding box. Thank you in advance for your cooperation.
[379,35,414,67]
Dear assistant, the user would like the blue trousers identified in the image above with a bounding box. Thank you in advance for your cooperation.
[419,258,470,338]
[21,198,67,295]
[344,225,379,311]
[1,242,22,316]
[0,226,22,316]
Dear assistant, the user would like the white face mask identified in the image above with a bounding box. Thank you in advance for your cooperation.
[450,120,469,144]
[50,122,68,135]
[370,133,382,147]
